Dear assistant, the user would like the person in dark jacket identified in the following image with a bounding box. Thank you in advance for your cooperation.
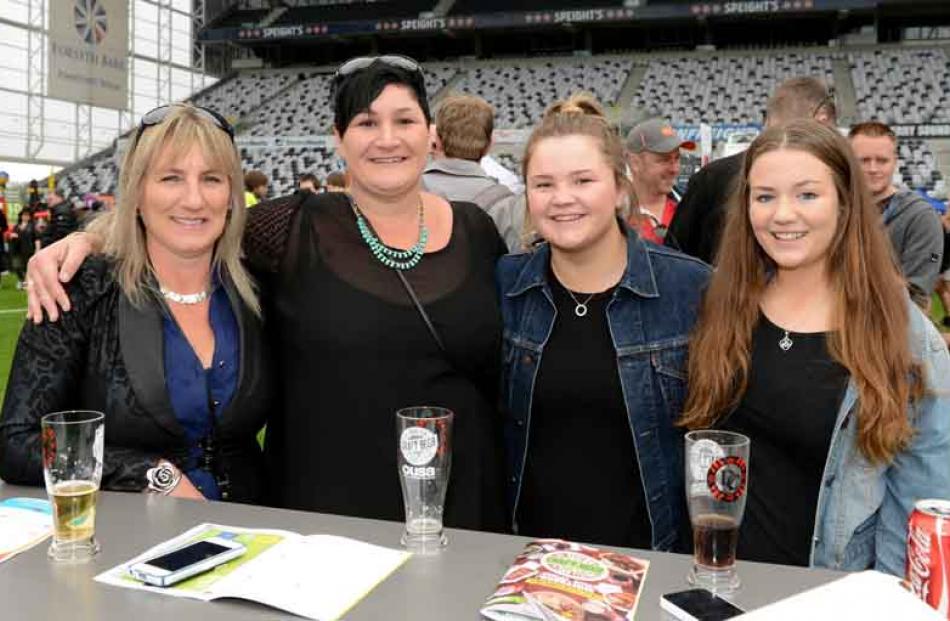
[9,210,34,287]
[0,104,270,503]
[666,77,838,264]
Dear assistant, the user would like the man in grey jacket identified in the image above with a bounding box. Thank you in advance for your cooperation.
[423,94,524,251]
[849,121,944,308]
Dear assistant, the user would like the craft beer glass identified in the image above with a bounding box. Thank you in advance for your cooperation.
[685,430,750,593]
[396,407,453,554]
[42,410,104,562]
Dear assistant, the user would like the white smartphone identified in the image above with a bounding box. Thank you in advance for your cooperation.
[128,536,247,587]
[660,588,745,621]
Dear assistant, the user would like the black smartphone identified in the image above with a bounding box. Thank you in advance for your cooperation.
[660,588,745,621]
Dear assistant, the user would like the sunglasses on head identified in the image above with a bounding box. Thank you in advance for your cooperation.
[135,104,235,146]
[335,55,423,81]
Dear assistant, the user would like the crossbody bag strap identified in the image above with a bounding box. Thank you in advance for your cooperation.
[394,269,448,355]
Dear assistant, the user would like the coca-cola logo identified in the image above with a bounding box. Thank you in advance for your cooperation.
[907,524,932,603]
[706,455,747,502]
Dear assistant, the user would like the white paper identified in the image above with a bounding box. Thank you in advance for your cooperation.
[0,498,52,563]
[737,570,941,620]
[95,523,411,620]
[215,534,412,620]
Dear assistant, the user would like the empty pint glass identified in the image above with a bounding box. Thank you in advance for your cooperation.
[396,407,453,554]
[41,410,105,562]
[685,430,750,593]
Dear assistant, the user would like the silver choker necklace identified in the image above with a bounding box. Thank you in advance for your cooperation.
[160,287,210,305]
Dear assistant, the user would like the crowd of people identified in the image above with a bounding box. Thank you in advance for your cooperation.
[0,54,948,580]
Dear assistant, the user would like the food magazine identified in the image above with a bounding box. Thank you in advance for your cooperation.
[481,539,649,621]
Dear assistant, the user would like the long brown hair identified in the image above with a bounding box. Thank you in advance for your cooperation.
[680,119,923,464]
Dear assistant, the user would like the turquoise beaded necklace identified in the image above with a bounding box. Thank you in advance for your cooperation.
[351,195,429,271]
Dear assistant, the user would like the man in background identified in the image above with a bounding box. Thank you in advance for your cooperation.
[423,93,523,251]
[849,121,943,308]
[624,118,695,245]
[244,170,268,207]
[325,171,348,192]
[298,173,321,194]
[667,77,837,264]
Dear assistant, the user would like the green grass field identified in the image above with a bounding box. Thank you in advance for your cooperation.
[0,274,26,401]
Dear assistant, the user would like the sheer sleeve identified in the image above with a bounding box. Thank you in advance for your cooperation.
[243,193,307,275]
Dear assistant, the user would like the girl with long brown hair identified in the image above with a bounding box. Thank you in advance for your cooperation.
[498,94,710,550]
[681,119,950,576]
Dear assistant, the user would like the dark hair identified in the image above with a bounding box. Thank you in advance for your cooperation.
[332,59,430,136]
[298,172,320,187]
[848,120,897,143]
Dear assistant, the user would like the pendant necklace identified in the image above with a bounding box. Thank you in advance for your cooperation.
[778,330,794,352]
[564,288,596,318]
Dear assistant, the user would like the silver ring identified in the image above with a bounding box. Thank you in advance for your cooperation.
[22,280,31,288]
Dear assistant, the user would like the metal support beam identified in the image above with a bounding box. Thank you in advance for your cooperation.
[157,0,173,105]
[121,0,137,134]
[26,0,45,160]
[193,0,207,93]
[75,105,93,161]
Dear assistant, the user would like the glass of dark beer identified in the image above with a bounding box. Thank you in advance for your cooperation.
[685,430,750,594]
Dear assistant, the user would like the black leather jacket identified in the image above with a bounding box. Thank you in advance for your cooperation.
[0,257,272,503]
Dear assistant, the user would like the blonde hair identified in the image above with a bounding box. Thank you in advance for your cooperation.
[435,93,494,161]
[102,104,259,315]
[520,92,632,243]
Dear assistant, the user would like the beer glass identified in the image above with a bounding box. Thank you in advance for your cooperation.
[41,410,105,562]
[396,407,453,554]
[685,430,750,593]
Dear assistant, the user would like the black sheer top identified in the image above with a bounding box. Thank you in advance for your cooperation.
[246,192,508,532]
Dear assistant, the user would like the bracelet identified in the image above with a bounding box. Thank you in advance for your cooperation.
[146,461,182,495]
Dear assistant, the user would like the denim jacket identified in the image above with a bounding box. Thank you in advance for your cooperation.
[811,303,950,576]
[497,231,711,551]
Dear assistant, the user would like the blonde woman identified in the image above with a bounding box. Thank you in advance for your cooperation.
[498,94,710,550]
[0,105,271,502]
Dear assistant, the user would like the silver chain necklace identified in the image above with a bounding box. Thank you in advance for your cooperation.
[160,286,210,305]
[564,289,596,318]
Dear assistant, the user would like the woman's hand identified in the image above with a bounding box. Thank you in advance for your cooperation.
[168,474,206,501]
[25,232,97,323]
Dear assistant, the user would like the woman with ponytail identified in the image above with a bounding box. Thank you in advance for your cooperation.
[498,94,710,550]
[681,120,950,575]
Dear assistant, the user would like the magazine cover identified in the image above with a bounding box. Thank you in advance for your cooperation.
[481,539,649,621]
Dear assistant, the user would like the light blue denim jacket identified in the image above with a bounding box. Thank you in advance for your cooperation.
[810,304,950,576]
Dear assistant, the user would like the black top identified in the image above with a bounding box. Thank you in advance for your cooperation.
[516,269,653,549]
[247,192,508,532]
[665,151,745,265]
[719,314,848,566]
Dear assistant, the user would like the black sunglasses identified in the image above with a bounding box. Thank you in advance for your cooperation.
[135,104,235,146]
[334,55,423,81]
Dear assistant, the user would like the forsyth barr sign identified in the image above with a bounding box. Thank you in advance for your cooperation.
[48,0,129,110]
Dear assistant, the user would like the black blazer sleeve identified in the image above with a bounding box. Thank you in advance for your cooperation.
[0,261,160,490]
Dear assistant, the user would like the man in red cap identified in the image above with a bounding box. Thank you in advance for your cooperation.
[624,117,695,245]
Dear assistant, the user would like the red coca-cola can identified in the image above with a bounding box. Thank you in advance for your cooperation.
[907,499,950,616]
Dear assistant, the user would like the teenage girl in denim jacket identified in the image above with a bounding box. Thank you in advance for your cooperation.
[681,120,950,576]
[498,94,710,551]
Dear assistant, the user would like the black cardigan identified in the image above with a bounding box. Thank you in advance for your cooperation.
[0,257,272,503]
